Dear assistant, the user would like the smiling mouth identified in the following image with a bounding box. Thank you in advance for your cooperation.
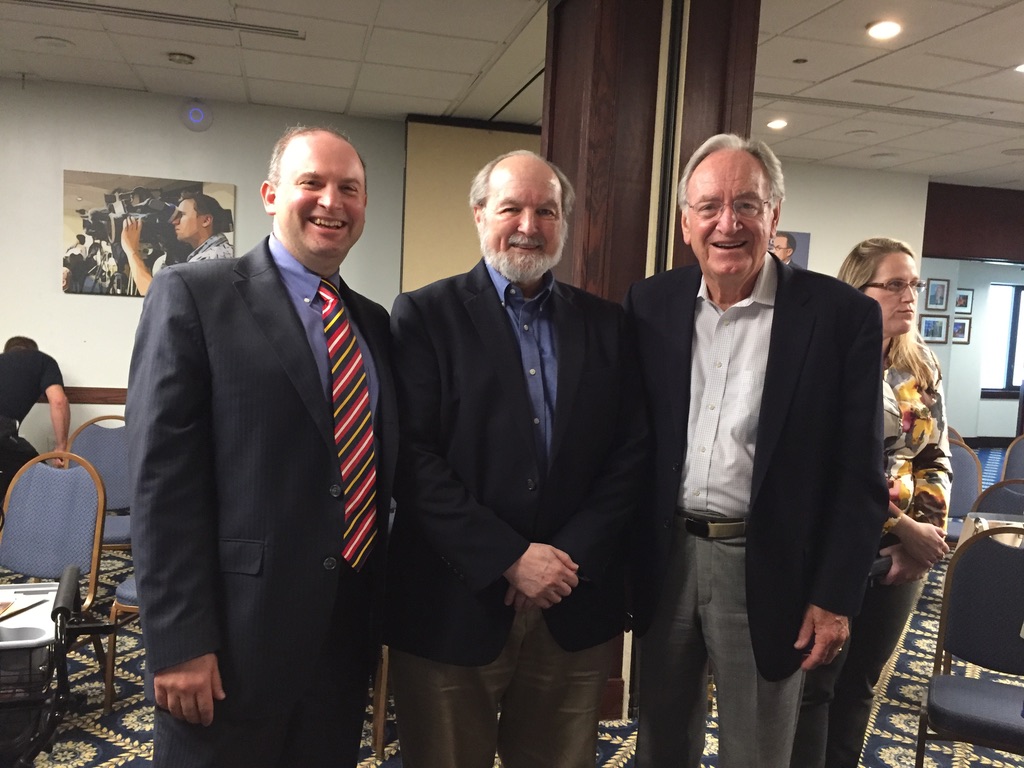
[311,217,345,229]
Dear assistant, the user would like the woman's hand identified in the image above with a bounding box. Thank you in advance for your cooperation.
[894,515,948,566]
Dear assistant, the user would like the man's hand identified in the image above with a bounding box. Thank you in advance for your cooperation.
[879,543,930,585]
[503,543,579,609]
[794,604,849,671]
[120,216,143,254]
[154,652,225,726]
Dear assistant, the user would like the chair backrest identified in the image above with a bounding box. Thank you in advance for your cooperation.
[68,415,129,511]
[947,426,963,442]
[970,478,1024,520]
[0,451,105,613]
[937,527,1024,675]
[947,439,982,520]
[1000,434,1024,481]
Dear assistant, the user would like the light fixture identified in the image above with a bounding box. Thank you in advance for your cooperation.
[1001,148,1024,157]
[867,20,902,40]
[167,52,195,65]
[846,129,878,137]
[767,119,788,130]
[35,36,74,49]
[792,58,808,65]
[1016,64,1024,73]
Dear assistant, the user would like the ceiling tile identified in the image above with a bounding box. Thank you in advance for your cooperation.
[134,66,247,102]
[348,89,451,119]
[823,144,937,170]
[756,36,882,82]
[750,108,844,137]
[374,0,541,42]
[96,15,240,47]
[910,3,1024,68]
[0,3,103,30]
[357,62,472,100]
[763,136,867,161]
[113,35,243,75]
[366,28,494,73]
[248,78,350,113]
[849,51,998,90]
[242,50,359,89]
[235,0,381,25]
[0,20,122,61]
[881,126,1007,153]
[758,0,845,35]
[799,117,929,144]
[11,54,144,90]
[490,74,543,124]
[797,76,929,107]
[753,75,817,96]
[235,8,368,58]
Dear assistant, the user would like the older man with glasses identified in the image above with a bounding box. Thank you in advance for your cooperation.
[625,134,889,767]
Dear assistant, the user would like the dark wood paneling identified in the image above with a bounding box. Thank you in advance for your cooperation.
[923,182,1024,263]
[672,0,761,268]
[38,387,127,405]
[544,0,662,303]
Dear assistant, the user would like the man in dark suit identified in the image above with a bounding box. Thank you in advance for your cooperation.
[625,134,888,767]
[127,126,397,768]
[386,150,647,768]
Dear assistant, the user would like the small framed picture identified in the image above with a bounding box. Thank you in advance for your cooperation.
[951,317,972,344]
[954,288,974,315]
[920,314,948,344]
[925,279,949,311]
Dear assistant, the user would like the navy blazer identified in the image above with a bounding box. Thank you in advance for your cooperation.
[625,257,889,681]
[385,260,648,665]
[127,239,397,717]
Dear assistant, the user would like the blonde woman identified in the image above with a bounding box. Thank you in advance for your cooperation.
[792,238,951,768]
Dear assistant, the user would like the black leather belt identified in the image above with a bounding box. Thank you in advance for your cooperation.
[677,508,747,539]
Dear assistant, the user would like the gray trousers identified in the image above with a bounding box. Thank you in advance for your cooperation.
[636,517,803,768]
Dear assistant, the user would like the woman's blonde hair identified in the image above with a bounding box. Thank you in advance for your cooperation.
[837,237,938,391]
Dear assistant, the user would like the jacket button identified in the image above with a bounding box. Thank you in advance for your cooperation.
[329,484,342,497]
[526,479,536,491]
[323,557,338,570]
[672,462,681,472]
[663,518,671,529]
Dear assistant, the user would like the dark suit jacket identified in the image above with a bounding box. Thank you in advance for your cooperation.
[126,238,397,717]
[625,257,888,681]
[385,260,648,666]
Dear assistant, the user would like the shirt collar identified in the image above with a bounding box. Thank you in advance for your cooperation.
[268,234,339,300]
[696,253,778,309]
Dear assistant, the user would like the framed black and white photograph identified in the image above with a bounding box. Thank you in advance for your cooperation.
[63,170,236,298]
[925,278,949,311]
[920,314,948,344]
[951,317,972,344]
[954,288,974,315]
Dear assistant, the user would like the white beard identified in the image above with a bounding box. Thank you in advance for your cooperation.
[481,236,563,287]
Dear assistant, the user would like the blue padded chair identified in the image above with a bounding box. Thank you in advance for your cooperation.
[1000,434,1024,481]
[68,415,131,551]
[947,426,963,442]
[915,527,1024,766]
[946,439,982,544]
[0,451,107,665]
[970,478,1024,521]
[103,575,139,714]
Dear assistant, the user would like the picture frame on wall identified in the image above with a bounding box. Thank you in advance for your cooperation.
[954,288,974,314]
[951,317,972,344]
[920,315,948,344]
[925,278,950,311]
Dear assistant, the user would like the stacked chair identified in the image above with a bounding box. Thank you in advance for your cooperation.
[945,439,982,544]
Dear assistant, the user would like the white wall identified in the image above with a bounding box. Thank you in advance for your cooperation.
[0,78,405,449]
[776,162,929,278]
[921,258,1024,438]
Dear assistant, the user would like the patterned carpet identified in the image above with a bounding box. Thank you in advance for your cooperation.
[3,550,1022,767]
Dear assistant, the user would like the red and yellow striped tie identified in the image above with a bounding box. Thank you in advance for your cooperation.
[318,278,377,571]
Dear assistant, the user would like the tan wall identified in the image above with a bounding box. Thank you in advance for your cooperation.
[402,122,540,292]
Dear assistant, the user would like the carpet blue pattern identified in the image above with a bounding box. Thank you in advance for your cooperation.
[4,551,1022,767]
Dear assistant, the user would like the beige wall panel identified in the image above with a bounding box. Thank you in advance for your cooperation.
[403,121,540,292]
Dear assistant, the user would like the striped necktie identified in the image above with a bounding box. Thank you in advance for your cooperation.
[318,278,377,571]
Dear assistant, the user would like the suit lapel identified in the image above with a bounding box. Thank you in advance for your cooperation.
[751,259,814,500]
[667,268,701,459]
[232,244,335,454]
[549,283,583,465]
[463,261,540,458]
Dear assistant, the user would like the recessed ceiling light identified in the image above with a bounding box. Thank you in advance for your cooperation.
[867,20,902,40]
[767,119,788,130]
[167,52,195,65]
[1002,148,1024,157]
[35,36,74,49]
[1016,64,1024,73]
[792,58,808,65]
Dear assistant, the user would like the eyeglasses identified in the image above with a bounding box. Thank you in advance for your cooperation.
[860,279,926,295]
[686,199,771,221]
